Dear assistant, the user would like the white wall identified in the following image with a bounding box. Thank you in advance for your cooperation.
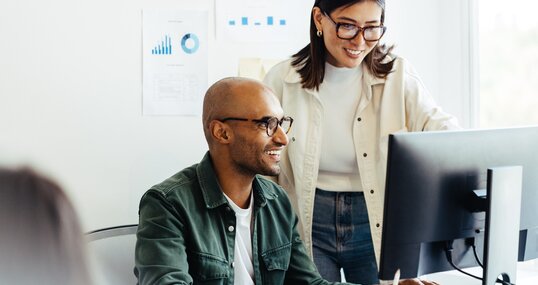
[385,0,473,125]
[0,0,472,231]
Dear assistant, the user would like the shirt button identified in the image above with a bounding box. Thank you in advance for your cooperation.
[376,223,380,228]
[363,153,368,157]
[357,117,362,122]
[228,226,235,232]
[231,261,235,268]
[370,189,374,194]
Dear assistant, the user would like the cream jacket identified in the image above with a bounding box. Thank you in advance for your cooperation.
[263,56,460,264]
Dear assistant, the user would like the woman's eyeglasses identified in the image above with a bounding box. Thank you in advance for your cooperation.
[323,11,386,42]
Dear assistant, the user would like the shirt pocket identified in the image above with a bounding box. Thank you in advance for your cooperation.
[190,251,230,284]
[261,242,292,284]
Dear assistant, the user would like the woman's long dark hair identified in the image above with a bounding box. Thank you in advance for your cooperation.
[292,0,395,90]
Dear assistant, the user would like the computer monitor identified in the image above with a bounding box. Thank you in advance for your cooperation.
[378,126,538,281]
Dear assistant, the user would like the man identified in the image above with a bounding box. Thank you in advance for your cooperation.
[134,77,436,285]
[134,77,353,285]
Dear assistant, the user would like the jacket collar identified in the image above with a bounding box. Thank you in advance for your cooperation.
[361,61,386,86]
[196,151,277,209]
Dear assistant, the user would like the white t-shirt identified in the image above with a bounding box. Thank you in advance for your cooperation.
[223,192,255,285]
[317,62,363,192]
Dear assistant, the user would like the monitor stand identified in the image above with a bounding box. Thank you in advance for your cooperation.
[483,166,523,285]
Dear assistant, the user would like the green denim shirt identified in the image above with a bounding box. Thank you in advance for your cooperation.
[135,152,354,285]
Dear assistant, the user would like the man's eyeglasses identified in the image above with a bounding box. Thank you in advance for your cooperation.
[220,116,293,137]
[323,11,386,42]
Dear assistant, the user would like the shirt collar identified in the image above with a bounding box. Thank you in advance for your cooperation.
[196,151,277,209]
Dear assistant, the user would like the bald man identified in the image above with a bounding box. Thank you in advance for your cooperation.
[134,77,356,285]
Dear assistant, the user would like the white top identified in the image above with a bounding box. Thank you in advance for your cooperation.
[223,192,255,285]
[317,62,363,192]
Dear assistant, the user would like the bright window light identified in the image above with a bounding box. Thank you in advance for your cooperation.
[478,0,538,128]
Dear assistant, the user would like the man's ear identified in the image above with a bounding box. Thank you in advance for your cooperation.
[209,120,231,144]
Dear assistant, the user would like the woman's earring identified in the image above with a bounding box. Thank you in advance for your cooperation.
[316,30,323,37]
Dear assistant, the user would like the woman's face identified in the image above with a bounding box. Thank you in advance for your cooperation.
[314,1,383,68]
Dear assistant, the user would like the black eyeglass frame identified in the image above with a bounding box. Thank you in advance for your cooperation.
[220,116,294,137]
[322,11,387,42]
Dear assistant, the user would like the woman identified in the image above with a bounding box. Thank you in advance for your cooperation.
[0,168,92,285]
[264,0,459,283]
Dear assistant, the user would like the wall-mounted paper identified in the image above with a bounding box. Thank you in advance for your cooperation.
[216,0,306,43]
[238,58,282,81]
[143,9,208,116]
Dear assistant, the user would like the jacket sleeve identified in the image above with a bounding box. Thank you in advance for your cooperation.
[400,58,461,131]
[135,190,192,285]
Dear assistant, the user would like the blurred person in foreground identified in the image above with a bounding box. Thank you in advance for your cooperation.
[0,167,92,285]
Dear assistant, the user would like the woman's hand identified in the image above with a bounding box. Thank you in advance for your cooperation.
[397,278,440,285]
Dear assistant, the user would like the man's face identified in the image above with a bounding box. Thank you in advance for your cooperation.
[225,84,289,177]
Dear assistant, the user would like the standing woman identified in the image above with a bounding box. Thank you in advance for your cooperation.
[264,0,459,284]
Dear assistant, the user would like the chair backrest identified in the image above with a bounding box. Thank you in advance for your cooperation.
[86,224,138,285]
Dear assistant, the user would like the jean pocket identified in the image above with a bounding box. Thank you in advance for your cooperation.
[190,252,230,283]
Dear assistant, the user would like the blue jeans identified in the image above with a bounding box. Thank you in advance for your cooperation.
[312,188,379,285]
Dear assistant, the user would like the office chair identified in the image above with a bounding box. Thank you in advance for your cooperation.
[86,224,138,285]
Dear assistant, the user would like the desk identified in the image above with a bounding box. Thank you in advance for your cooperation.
[422,259,538,284]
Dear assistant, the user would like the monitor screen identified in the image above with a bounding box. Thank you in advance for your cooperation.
[378,126,538,280]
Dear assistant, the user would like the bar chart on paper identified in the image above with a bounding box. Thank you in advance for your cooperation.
[150,33,200,56]
[143,9,208,116]
[151,35,173,55]
[215,0,308,42]
[227,16,287,27]
[219,13,291,42]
